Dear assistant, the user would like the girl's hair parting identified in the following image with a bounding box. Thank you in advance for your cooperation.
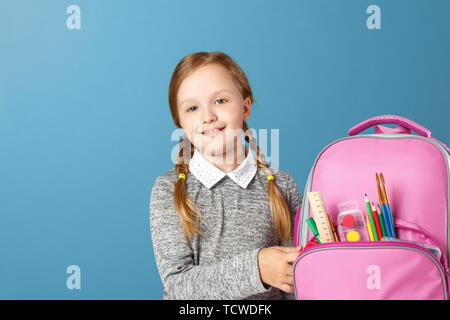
[168,51,291,243]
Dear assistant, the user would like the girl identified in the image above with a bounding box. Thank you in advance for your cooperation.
[150,51,303,300]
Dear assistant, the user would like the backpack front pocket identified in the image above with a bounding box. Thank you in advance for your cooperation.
[293,241,448,300]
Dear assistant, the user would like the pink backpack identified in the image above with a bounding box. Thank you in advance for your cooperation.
[293,115,450,300]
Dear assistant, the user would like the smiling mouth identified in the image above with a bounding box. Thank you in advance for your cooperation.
[202,127,225,136]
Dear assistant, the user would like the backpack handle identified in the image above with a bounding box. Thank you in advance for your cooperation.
[348,115,432,138]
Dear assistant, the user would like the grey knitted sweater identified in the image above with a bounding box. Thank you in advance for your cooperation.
[149,167,302,300]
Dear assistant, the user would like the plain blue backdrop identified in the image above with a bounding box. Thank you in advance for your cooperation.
[1,0,449,299]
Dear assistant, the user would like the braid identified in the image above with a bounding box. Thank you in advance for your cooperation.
[242,121,291,242]
[173,135,202,242]
[243,121,272,174]
[175,135,194,170]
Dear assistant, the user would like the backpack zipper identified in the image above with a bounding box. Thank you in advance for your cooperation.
[293,240,449,300]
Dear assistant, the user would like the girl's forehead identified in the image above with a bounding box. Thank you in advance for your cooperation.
[178,64,239,100]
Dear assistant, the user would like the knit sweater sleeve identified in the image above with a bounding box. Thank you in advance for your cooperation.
[149,175,270,300]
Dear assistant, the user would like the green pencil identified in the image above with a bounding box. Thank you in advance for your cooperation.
[377,204,388,237]
[365,193,379,241]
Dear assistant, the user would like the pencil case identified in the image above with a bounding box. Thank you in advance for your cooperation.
[293,219,449,299]
[293,115,450,299]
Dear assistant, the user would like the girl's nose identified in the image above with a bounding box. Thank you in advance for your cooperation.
[201,106,217,124]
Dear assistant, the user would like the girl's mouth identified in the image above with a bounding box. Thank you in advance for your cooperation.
[202,126,225,137]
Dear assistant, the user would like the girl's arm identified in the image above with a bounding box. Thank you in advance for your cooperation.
[149,175,270,300]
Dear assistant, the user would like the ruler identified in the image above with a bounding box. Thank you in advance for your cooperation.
[307,191,335,243]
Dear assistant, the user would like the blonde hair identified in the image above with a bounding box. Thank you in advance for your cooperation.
[168,51,291,243]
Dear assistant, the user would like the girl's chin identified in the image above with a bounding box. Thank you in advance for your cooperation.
[197,143,246,159]
[193,131,244,154]
[197,143,226,156]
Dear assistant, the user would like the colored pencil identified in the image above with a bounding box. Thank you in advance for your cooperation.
[377,204,388,237]
[371,201,383,239]
[365,194,379,241]
[366,212,374,241]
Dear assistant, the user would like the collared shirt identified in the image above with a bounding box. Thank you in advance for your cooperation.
[188,148,257,189]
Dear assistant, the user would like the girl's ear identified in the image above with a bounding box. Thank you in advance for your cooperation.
[243,97,252,120]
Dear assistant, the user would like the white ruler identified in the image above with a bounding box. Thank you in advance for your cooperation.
[307,191,335,243]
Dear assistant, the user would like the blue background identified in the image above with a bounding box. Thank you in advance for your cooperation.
[1,0,449,299]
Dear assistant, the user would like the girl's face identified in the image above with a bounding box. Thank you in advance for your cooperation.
[177,63,251,157]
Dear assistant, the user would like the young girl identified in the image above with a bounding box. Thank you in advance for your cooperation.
[150,51,303,300]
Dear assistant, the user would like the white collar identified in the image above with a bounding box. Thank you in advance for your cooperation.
[189,148,257,189]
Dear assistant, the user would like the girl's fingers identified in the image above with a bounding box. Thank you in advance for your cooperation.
[280,246,302,253]
[286,251,302,263]
[283,275,293,284]
[282,269,294,281]
[279,283,294,293]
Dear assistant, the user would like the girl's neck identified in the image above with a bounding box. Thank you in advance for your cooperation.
[201,144,247,173]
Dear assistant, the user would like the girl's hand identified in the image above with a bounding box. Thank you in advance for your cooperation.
[257,246,303,293]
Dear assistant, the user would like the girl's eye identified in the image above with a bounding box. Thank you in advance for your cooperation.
[186,99,226,112]
[215,98,227,104]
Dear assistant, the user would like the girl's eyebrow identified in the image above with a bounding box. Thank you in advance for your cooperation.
[179,89,233,106]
